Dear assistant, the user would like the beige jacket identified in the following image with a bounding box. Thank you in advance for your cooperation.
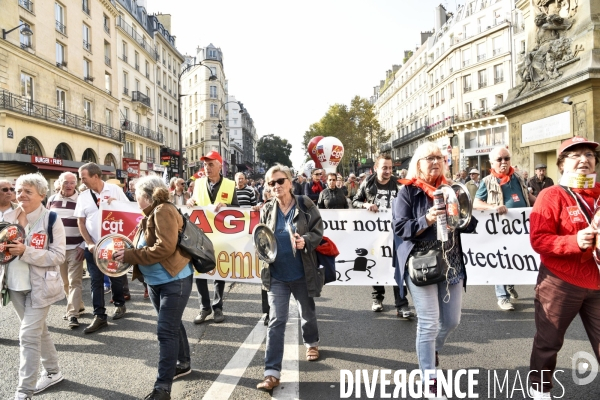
[6,205,66,308]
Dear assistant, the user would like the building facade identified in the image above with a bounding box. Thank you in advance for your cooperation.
[0,0,122,188]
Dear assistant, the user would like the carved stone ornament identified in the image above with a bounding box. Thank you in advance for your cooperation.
[515,1,579,98]
[575,102,587,138]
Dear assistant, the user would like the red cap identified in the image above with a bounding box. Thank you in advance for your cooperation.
[559,136,599,154]
[200,150,223,164]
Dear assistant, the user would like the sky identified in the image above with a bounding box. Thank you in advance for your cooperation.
[146,0,454,168]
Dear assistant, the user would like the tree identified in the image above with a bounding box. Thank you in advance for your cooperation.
[257,134,293,168]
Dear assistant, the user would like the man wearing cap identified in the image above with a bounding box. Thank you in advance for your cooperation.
[187,151,239,324]
[466,169,481,201]
[528,163,554,196]
[473,147,536,311]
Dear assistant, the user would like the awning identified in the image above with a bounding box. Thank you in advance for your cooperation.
[398,157,411,171]
[36,165,79,173]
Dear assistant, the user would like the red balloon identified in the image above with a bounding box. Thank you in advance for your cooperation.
[307,136,323,168]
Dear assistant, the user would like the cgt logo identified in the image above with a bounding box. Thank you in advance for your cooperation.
[572,351,598,385]
[99,249,113,260]
[330,145,344,162]
[102,219,124,234]
[30,233,46,249]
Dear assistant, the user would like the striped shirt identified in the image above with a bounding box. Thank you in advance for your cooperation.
[235,185,257,207]
[47,192,84,250]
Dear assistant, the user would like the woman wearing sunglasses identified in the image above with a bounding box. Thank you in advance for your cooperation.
[0,180,18,223]
[304,169,326,203]
[257,164,324,391]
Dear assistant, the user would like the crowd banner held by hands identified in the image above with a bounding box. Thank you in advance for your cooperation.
[98,202,539,285]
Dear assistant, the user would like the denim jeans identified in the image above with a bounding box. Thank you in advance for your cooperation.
[265,276,319,379]
[495,284,514,300]
[195,278,225,311]
[10,290,60,398]
[406,278,463,374]
[148,274,193,392]
[84,249,125,318]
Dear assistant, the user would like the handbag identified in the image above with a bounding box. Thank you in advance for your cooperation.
[407,245,448,286]
[165,204,216,274]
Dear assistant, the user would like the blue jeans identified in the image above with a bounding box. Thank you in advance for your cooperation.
[84,249,125,318]
[265,276,319,379]
[148,274,193,392]
[195,278,225,311]
[406,278,463,374]
[495,285,514,300]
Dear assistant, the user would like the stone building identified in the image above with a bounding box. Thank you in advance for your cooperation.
[0,0,122,187]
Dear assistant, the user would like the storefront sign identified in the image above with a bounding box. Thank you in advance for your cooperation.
[522,111,570,143]
[7,128,13,139]
[31,156,62,166]
[116,169,127,179]
[153,164,165,172]
[122,158,140,177]
[464,147,494,157]
[161,156,170,166]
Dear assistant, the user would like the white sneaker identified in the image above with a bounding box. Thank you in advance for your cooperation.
[529,387,552,399]
[34,371,64,394]
[14,393,31,400]
[497,298,514,311]
[371,299,383,312]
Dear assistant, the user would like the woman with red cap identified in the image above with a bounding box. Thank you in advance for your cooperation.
[528,136,600,400]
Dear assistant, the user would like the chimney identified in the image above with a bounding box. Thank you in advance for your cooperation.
[420,30,433,45]
[434,4,447,32]
[392,64,400,73]
[156,14,172,31]
[380,80,385,87]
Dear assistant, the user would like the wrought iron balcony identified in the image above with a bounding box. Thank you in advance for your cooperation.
[495,76,504,84]
[56,20,66,35]
[120,119,162,143]
[105,56,110,67]
[477,54,486,62]
[132,91,151,107]
[104,24,110,34]
[0,90,122,142]
[464,85,472,93]
[478,81,487,89]
[395,126,431,147]
[123,151,135,159]
[116,16,158,60]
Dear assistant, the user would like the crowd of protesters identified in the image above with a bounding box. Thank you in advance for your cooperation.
[2,136,598,400]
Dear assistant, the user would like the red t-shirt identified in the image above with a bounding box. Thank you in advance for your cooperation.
[530,184,600,289]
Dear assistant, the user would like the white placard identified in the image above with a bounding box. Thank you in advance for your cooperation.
[522,111,570,143]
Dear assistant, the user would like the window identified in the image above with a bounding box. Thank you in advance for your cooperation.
[478,69,487,88]
[123,71,128,94]
[83,59,91,80]
[450,81,455,98]
[480,98,488,111]
[495,94,504,106]
[493,36,502,55]
[83,24,92,51]
[463,75,472,92]
[465,102,472,119]
[55,3,66,34]
[125,141,134,155]
[210,86,217,98]
[494,9,502,25]
[210,67,217,78]
[139,144,144,161]
[105,109,112,127]
[83,100,92,128]
[82,0,90,15]
[135,79,140,92]
[462,48,470,67]
[210,104,218,117]
[103,14,110,34]
[440,88,445,103]
[122,41,127,62]
[124,107,129,121]
[20,20,32,48]
[477,43,486,61]
[463,23,470,39]
[208,49,217,58]
[104,41,110,66]
[494,64,504,83]
[104,73,111,94]
[134,51,139,70]
[56,42,65,65]
[56,89,66,111]
[145,61,150,78]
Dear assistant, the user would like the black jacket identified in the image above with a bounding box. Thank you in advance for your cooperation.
[352,173,399,209]
[317,187,349,209]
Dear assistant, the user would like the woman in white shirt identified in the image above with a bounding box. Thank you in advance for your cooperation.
[4,173,66,400]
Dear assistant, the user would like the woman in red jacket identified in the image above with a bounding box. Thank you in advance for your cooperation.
[529,136,600,400]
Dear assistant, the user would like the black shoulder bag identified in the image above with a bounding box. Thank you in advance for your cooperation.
[407,245,448,286]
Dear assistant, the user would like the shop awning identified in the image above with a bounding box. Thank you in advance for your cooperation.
[36,165,79,173]
[398,157,412,171]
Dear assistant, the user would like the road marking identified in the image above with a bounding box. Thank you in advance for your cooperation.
[273,300,300,400]
[201,318,267,400]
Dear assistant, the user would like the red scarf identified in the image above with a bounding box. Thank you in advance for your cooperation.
[398,176,448,198]
[489,167,515,186]
[311,181,324,194]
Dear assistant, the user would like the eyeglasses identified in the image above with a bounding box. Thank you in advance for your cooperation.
[267,178,288,187]
[1,187,15,193]
[421,156,443,163]
[566,152,596,160]
[495,157,511,162]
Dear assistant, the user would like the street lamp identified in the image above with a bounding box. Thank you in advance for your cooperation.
[3,23,33,40]
[178,63,217,177]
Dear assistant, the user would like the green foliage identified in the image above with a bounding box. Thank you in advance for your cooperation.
[302,96,386,176]
[257,134,293,167]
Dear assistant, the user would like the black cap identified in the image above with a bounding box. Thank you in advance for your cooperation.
[534,164,547,170]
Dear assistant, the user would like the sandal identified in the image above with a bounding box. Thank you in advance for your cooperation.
[306,346,319,361]
[257,375,280,390]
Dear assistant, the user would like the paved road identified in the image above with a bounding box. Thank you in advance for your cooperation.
[0,277,598,399]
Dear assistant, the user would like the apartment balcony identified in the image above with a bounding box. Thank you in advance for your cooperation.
[56,20,66,35]
[478,81,487,89]
[120,119,163,143]
[395,126,431,147]
[104,24,110,34]
[493,48,503,56]
[82,4,90,15]
[477,54,486,62]
[122,54,128,63]
[495,76,504,84]
[131,91,151,108]
[105,56,111,67]
[116,16,159,60]
[18,0,33,13]
[0,90,122,142]
[464,86,472,93]
[392,137,402,148]
[123,151,135,159]
[83,41,91,52]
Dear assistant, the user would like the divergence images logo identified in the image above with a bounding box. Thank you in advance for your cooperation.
[572,351,598,386]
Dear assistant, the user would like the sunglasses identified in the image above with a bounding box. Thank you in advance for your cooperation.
[267,178,288,187]
[495,157,511,162]
[1,187,15,192]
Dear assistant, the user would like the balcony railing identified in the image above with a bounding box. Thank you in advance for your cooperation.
[121,119,162,143]
[116,16,158,60]
[21,42,32,50]
[495,76,504,84]
[83,4,90,15]
[479,81,487,89]
[83,40,91,52]
[56,20,66,35]
[104,24,110,34]
[0,90,122,142]
[394,126,431,147]
[123,88,129,96]
[122,54,128,63]
[464,85,472,93]
[146,157,155,164]
[135,64,139,71]
[105,56,110,67]
[131,91,151,108]
[493,48,502,56]
[477,54,486,61]
[123,151,135,159]
[18,0,33,12]
[463,60,470,67]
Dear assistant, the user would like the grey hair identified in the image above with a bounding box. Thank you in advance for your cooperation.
[489,146,511,163]
[58,171,78,186]
[79,162,102,178]
[265,163,293,184]
[234,172,246,180]
[0,179,12,186]
[135,176,167,201]
[406,142,447,180]
[16,173,48,196]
